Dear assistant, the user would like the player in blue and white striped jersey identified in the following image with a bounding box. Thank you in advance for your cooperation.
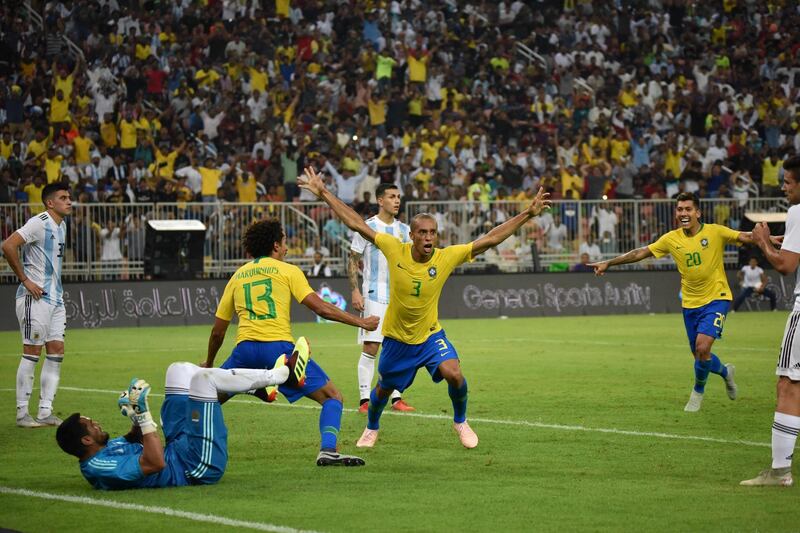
[350,183,416,413]
[2,182,71,428]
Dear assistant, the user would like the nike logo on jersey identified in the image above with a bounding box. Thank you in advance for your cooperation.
[396,263,408,271]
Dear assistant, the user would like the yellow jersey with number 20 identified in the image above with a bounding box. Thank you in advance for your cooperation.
[216,257,314,344]
[375,233,473,344]
[648,223,740,309]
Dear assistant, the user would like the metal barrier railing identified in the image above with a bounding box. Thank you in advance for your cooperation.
[0,198,788,281]
[404,197,787,273]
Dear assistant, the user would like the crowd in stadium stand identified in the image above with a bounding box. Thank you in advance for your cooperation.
[0,0,798,266]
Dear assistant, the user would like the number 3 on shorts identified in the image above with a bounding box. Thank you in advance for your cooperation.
[713,312,725,329]
[436,338,448,352]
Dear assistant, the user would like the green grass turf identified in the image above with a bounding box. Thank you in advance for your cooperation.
[0,313,795,532]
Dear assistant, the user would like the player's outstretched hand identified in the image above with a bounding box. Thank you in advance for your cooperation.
[118,390,135,418]
[122,379,158,435]
[361,315,380,331]
[297,166,326,198]
[527,187,552,217]
[588,261,609,276]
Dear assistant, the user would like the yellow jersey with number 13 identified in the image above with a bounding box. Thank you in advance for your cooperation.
[375,233,473,344]
[215,257,314,344]
[648,223,740,309]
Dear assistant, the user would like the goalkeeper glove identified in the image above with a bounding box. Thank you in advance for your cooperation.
[119,382,157,435]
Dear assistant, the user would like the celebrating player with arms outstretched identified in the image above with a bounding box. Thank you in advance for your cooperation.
[299,166,550,449]
[591,192,768,412]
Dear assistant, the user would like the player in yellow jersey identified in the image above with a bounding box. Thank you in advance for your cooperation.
[299,166,551,449]
[590,192,769,412]
[203,218,379,467]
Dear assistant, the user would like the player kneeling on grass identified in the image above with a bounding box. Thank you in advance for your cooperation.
[55,362,300,489]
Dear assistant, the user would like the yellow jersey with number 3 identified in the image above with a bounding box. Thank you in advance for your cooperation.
[648,223,740,309]
[375,233,473,344]
[216,257,314,344]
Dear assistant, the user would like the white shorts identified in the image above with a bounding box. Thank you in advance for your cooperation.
[777,311,800,380]
[16,296,66,346]
[358,300,388,344]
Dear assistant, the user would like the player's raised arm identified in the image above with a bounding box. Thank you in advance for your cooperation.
[298,166,378,244]
[471,187,551,257]
[589,246,654,276]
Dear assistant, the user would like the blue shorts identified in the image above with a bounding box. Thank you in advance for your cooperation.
[220,340,329,403]
[160,394,228,485]
[682,300,730,354]
[378,329,459,392]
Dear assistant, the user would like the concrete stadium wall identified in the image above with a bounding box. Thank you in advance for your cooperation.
[0,270,794,331]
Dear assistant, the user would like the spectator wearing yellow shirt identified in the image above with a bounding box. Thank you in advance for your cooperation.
[275,0,290,18]
[249,61,269,94]
[467,175,492,209]
[174,175,195,203]
[119,113,138,155]
[49,89,71,133]
[1,131,13,160]
[100,113,118,149]
[762,152,783,197]
[149,139,186,181]
[26,130,50,163]
[609,131,631,164]
[52,58,81,101]
[236,171,259,203]
[618,82,638,108]
[44,147,64,184]
[555,130,583,199]
[195,67,220,89]
[405,45,431,84]
[23,174,46,214]
[135,37,151,61]
[663,139,686,180]
[367,89,388,137]
[72,126,95,165]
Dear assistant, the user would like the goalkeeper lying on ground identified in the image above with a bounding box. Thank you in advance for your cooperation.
[55,353,309,490]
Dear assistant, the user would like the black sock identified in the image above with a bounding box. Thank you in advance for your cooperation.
[360,398,369,406]
[391,397,400,405]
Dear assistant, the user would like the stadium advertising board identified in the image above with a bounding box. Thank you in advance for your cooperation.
[0,270,793,330]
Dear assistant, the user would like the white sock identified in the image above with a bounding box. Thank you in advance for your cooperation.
[16,355,39,418]
[391,389,402,401]
[189,367,289,401]
[357,352,376,401]
[38,355,63,419]
[772,412,800,469]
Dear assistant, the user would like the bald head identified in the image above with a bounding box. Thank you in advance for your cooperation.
[410,213,437,232]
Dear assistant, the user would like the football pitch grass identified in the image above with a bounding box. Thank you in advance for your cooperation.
[0,313,795,532]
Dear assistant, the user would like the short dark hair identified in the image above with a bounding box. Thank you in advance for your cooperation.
[784,156,800,178]
[242,218,283,258]
[41,182,70,206]
[675,192,700,207]
[376,183,400,198]
[56,413,87,458]
[410,212,437,231]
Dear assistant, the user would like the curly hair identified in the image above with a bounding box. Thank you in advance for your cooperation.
[242,218,284,258]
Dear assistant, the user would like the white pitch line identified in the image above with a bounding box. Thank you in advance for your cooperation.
[0,486,323,533]
[0,386,770,449]
[0,336,779,356]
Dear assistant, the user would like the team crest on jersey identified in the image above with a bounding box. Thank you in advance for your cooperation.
[428,266,437,279]
[700,238,708,248]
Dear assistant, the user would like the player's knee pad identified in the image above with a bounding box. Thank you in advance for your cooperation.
[165,362,201,392]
